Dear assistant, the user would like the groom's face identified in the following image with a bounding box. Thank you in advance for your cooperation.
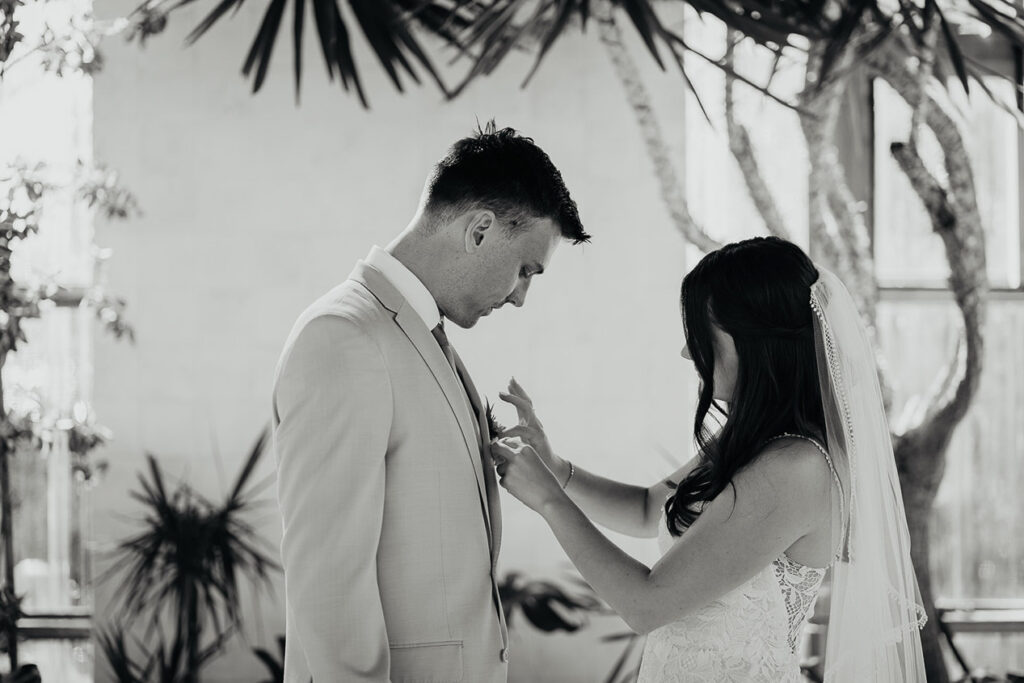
[446,214,560,328]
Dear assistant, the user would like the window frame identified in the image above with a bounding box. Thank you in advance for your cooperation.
[865,31,1024,296]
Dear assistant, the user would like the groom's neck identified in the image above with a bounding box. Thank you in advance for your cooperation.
[387,227,447,307]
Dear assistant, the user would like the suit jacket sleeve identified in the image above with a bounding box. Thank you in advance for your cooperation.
[274,314,394,682]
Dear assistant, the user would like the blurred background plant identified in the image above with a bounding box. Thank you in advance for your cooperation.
[98,428,279,683]
[0,1,142,678]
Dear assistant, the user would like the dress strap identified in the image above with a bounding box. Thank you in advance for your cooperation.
[763,432,846,562]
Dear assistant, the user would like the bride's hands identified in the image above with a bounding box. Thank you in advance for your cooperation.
[497,378,559,471]
[491,437,564,513]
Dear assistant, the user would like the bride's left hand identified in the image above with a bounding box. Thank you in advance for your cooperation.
[491,437,565,513]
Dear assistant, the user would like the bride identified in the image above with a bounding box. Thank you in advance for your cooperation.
[491,236,926,682]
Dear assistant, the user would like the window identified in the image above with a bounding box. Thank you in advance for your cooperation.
[872,31,1024,673]
[0,0,96,680]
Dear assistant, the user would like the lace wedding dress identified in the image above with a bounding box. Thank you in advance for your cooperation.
[636,435,840,683]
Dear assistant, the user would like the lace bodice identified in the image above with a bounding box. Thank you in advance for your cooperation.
[636,435,841,683]
[773,553,827,652]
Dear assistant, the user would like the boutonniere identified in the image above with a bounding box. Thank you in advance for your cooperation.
[486,400,506,437]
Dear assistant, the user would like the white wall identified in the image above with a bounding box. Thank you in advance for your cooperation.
[91,3,697,680]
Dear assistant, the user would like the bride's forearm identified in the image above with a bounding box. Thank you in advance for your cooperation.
[549,455,657,538]
[539,495,653,633]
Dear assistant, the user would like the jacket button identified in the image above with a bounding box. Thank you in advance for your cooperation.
[501,647,510,662]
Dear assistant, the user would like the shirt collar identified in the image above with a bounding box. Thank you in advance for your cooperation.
[365,245,441,330]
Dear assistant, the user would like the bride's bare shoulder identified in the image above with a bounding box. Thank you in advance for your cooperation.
[731,438,834,517]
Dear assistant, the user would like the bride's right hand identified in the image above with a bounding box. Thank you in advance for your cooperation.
[497,378,559,470]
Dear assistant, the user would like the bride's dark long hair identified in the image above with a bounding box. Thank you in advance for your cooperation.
[665,236,826,536]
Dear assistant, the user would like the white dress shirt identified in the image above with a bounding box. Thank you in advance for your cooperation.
[365,245,440,331]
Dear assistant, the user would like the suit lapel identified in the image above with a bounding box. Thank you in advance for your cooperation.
[451,349,507,647]
[451,348,502,564]
[350,262,493,535]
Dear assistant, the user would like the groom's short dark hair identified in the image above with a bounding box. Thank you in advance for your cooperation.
[422,122,590,244]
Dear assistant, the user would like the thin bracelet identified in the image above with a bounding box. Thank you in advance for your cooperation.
[561,461,575,489]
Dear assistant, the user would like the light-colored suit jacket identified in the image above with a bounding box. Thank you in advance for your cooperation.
[272,261,509,683]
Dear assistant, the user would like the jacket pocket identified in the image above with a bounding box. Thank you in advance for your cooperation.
[389,640,463,683]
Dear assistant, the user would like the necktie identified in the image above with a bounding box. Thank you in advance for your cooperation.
[432,322,484,442]
[431,321,458,374]
[431,320,509,652]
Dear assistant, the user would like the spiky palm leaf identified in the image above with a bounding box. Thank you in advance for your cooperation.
[128,0,473,102]
[252,634,286,683]
[497,570,604,632]
[601,629,642,683]
[96,623,159,683]
[128,0,1024,110]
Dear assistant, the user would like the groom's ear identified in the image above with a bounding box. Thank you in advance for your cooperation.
[465,210,496,253]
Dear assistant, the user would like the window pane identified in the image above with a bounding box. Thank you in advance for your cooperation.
[879,296,1024,599]
[878,292,1024,673]
[873,77,1020,288]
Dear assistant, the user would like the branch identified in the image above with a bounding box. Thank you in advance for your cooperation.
[800,41,879,313]
[822,155,879,321]
[891,138,985,433]
[799,38,893,405]
[594,0,721,253]
[723,32,791,241]
[889,142,956,231]
[909,11,940,146]
[873,46,988,451]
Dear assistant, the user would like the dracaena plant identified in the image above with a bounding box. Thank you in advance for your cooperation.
[498,570,605,633]
[99,428,280,683]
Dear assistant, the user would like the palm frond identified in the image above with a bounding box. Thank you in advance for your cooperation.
[932,0,970,93]
[497,571,603,632]
[179,0,245,45]
[602,631,641,683]
[521,0,577,86]
[965,0,1024,45]
[963,57,1024,127]
[131,0,1024,112]
[252,634,286,683]
[243,0,289,92]
[291,0,304,99]
[227,426,269,503]
[97,622,162,683]
[817,0,874,87]
[135,0,460,100]
[310,0,367,105]
[618,0,668,70]
[100,427,282,680]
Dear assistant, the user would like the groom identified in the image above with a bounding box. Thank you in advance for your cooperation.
[271,124,589,683]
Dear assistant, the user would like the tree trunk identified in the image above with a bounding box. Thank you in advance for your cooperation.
[593,0,721,253]
[0,359,18,672]
[873,38,989,680]
[592,12,987,681]
[897,435,952,682]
